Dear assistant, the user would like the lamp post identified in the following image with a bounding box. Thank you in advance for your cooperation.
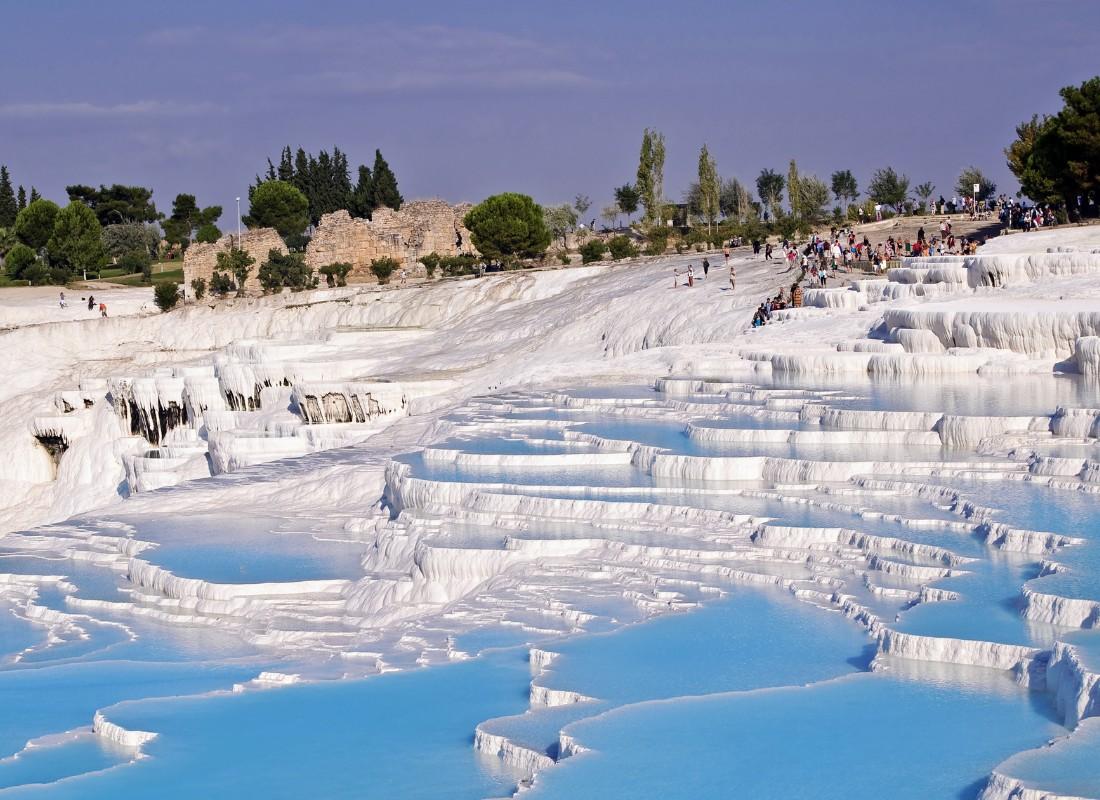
[236,197,241,249]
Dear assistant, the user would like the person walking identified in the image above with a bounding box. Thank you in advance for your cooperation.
[687,266,695,287]
[723,246,730,264]
[728,264,736,291]
[702,258,710,279]
[87,294,95,311]
[58,291,66,309]
[99,302,107,318]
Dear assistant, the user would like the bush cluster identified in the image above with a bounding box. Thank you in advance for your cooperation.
[579,239,606,263]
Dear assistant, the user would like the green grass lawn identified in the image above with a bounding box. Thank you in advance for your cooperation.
[103,261,184,286]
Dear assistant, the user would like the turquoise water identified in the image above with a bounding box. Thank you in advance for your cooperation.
[529,667,1064,800]
[4,376,1100,797]
[3,654,532,799]
[991,716,1100,798]
[116,513,370,584]
[479,589,870,761]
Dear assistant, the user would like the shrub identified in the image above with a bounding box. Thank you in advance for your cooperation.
[210,271,235,297]
[190,277,207,301]
[607,236,638,260]
[118,249,152,278]
[22,263,50,285]
[49,267,70,285]
[257,249,316,293]
[645,229,669,255]
[437,254,480,277]
[418,253,442,278]
[370,256,400,285]
[215,247,255,296]
[774,214,798,240]
[319,262,352,287]
[3,242,37,279]
[556,249,571,265]
[579,239,606,263]
[153,281,180,312]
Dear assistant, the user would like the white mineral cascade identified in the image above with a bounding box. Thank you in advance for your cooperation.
[1,226,1100,797]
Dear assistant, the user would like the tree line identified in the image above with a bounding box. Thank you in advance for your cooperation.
[0,171,225,285]
[0,143,404,286]
[247,145,403,243]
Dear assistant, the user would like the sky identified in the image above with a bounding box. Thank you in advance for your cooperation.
[1,0,1097,219]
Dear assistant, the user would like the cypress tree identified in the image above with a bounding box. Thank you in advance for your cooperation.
[0,166,16,227]
[17,185,26,212]
[277,146,294,182]
[292,149,310,197]
[371,149,402,211]
[29,187,41,203]
[349,165,374,219]
[332,147,352,211]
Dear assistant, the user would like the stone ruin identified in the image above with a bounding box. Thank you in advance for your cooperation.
[182,229,288,297]
[305,200,477,281]
[182,200,476,295]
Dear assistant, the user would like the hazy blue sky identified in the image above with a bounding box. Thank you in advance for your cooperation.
[1,0,1096,216]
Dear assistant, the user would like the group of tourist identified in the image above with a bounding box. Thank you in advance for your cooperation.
[672,253,738,292]
[996,197,1061,231]
[746,224,986,329]
[751,285,799,328]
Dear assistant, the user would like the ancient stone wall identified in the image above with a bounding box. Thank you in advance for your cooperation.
[182,229,287,296]
[305,200,476,282]
[182,201,476,294]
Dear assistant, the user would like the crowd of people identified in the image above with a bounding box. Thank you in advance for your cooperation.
[668,198,1069,332]
[995,196,1059,231]
[746,221,988,329]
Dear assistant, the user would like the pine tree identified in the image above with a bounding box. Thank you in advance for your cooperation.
[17,185,26,212]
[0,166,17,228]
[371,150,402,211]
[349,165,374,219]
